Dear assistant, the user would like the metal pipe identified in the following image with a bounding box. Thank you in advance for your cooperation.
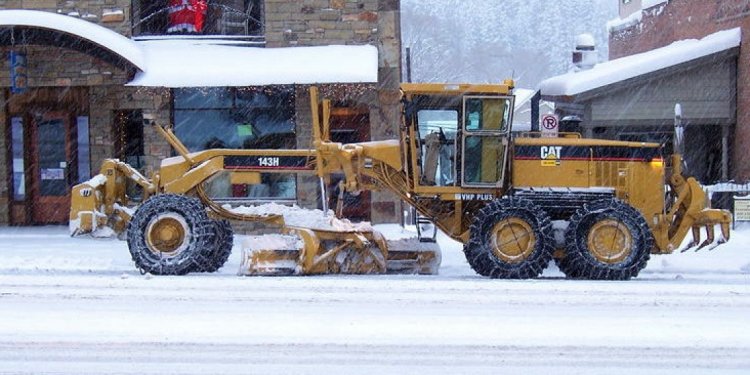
[320,177,329,214]
[406,47,412,83]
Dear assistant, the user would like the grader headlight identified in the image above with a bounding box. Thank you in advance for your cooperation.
[650,158,664,169]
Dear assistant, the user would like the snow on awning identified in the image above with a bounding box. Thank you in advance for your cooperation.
[540,27,741,97]
[128,40,378,87]
[0,10,145,70]
[513,88,536,109]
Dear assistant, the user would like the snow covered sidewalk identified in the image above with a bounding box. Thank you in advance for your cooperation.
[0,224,748,278]
[0,225,749,374]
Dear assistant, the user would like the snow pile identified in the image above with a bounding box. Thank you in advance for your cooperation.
[541,27,741,96]
[643,225,750,277]
[129,42,378,87]
[227,203,373,232]
[606,9,643,34]
[242,234,302,252]
[0,228,131,273]
[82,174,107,188]
[705,182,750,200]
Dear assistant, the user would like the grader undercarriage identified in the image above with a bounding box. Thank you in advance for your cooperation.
[70,82,731,280]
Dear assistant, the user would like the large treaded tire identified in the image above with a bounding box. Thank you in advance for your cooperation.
[127,194,214,275]
[198,219,234,273]
[558,199,652,280]
[464,198,555,279]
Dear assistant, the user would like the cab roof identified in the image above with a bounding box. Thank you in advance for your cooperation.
[401,80,515,96]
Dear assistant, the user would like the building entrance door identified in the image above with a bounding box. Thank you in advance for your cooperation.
[30,112,76,224]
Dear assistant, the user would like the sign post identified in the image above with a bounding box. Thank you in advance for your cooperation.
[541,113,559,138]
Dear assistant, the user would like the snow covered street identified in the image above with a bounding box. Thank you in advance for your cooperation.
[1,225,749,374]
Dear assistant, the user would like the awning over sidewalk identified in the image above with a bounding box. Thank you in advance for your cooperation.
[0,9,145,70]
[0,10,378,88]
[128,40,378,87]
[540,27,741,97]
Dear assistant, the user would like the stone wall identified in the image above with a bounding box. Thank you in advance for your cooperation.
[0,0,132,35]
[0,46,129,89]
[265,0,379,47]
[89,86,171,174]
[293,85,319,210]
[609,0,750,180]
[265,0,402,223]
[0,0,404,225]
[370,0,402,223]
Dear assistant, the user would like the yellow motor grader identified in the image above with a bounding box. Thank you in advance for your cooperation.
[70,80,731,280]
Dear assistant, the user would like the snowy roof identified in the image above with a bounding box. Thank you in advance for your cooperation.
[0,10,377,88]
[540,28,741,97]
[513,88,536,109]
[0,10,145,70]
[129,40,379,87]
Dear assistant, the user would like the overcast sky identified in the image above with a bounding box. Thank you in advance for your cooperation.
[401,0,618,89]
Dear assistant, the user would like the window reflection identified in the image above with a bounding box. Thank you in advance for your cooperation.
[462,96,512,186]
[175,87,297,201]
[132,0,264,37]
[11,117,25,201]
[417,110,457,186]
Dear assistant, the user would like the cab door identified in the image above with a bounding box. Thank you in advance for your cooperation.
[460,95,514,187]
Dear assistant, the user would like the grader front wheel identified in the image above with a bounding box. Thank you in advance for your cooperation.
[197,219,234,273]
[558,199,652,280]
[127,194,214,275]
[464,198,555,279]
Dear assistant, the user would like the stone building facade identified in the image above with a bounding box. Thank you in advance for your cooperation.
[609,0,750,180]
[0,0,402,226]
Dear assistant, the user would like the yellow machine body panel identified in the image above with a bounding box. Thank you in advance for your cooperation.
[512,136,666,224]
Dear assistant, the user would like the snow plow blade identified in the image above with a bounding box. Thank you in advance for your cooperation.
[69,160,154,236]
[238,228,441,276]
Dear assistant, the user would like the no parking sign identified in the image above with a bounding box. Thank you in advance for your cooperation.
[541,114,558,137]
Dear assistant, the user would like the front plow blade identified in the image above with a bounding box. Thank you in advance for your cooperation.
[238,235,301,276]
[386,238,441,275]
[238,229,442,276]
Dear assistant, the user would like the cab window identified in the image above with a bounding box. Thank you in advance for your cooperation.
[462,96,513,186]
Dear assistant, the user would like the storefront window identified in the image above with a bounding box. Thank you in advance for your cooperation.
[77,116,91,183]
[11,117,25,201]
[132,0,264,37]
[174,87,296,201]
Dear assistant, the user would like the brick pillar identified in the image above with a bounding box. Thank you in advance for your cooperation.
[89,86,117,175]
[369,0,402,224]
[295,85,321,210]
[733,37,750,180]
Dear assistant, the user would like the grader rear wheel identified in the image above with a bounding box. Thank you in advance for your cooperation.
[464,198,555,279]
[127,194,214,275]
[558,199,652,280]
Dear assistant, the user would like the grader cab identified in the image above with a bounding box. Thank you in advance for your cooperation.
[70,81,732,280]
